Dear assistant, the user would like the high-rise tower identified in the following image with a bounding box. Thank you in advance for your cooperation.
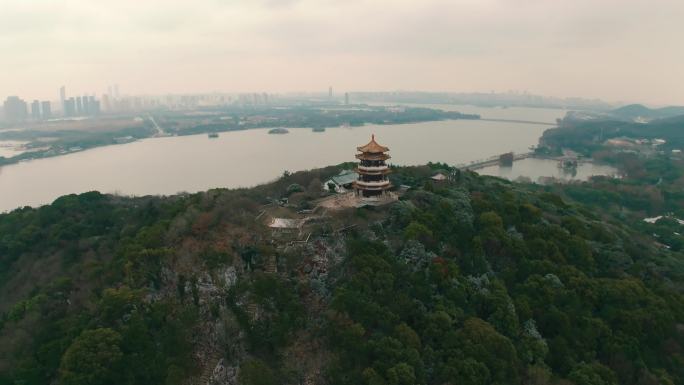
[31,100,41,120]
[41,101,51,119]
[3,96,28,122]
[60,86,66,115]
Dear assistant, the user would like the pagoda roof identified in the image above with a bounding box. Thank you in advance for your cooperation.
[357,134,389,153]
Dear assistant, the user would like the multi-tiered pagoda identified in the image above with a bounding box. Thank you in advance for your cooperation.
[354,134,392,198]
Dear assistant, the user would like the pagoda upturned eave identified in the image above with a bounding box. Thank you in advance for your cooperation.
[356,153,391,161]
[357,166,391,175]
[356,143,389,153]
[356,134,390,153]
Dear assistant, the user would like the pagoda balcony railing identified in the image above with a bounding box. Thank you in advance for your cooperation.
[358,165,389,172]
[353,184,392,191]
[359,195,393,202]
[356,154,391,160]
[354,180,391,188]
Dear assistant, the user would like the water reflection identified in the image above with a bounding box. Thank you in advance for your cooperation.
[478,158,617,183]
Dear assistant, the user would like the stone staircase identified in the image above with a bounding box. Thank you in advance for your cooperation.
[264,255,277,274]
[246,302,258,321]
[195,351,222,385]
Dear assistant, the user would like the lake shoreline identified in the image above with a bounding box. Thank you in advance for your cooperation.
[0,117,481,168]
[0,106,479,167]
[0,105,568,212]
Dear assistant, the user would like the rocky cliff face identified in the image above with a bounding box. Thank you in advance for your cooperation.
[174,231,349,385]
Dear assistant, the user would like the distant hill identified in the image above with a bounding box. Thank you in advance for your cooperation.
[542,110,684,154]
[611,104,684,122]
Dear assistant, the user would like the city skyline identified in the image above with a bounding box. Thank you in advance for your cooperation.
[1,0,683,105]
[0,86,626,106]
[1,86,619,115]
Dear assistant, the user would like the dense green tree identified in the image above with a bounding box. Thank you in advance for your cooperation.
[568,362,617,385]
[238,359,276,385]
[58,328,123,385]
[2,159,684,385]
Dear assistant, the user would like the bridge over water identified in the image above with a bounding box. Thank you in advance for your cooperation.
[456,152,535,171]
[479,118,556,126]
[457,151,586,171]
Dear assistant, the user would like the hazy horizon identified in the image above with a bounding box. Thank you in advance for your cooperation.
[3,0,683,105]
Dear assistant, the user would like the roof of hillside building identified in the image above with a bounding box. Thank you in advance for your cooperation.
[330,170,358,186]
[357,134,389,153]
[268,218,302,229]
[431,173,447,181]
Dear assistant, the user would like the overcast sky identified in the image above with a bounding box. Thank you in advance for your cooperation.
[2,0,683,105]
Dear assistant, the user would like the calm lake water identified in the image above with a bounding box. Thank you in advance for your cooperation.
[0,105,603,212]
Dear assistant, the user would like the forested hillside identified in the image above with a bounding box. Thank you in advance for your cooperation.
[610,104,684,122]
[541,114,684,154]
[1,162,683,385]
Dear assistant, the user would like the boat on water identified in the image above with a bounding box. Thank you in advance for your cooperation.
[268,128,289,134]
[208,133,219,138]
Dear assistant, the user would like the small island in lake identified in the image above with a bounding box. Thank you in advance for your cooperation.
[268,128,290,134]
[312,127,326,133]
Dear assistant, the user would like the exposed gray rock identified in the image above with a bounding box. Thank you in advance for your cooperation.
[208,359,238,385]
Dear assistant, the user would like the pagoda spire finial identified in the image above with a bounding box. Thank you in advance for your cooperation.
[372,134,375,141]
